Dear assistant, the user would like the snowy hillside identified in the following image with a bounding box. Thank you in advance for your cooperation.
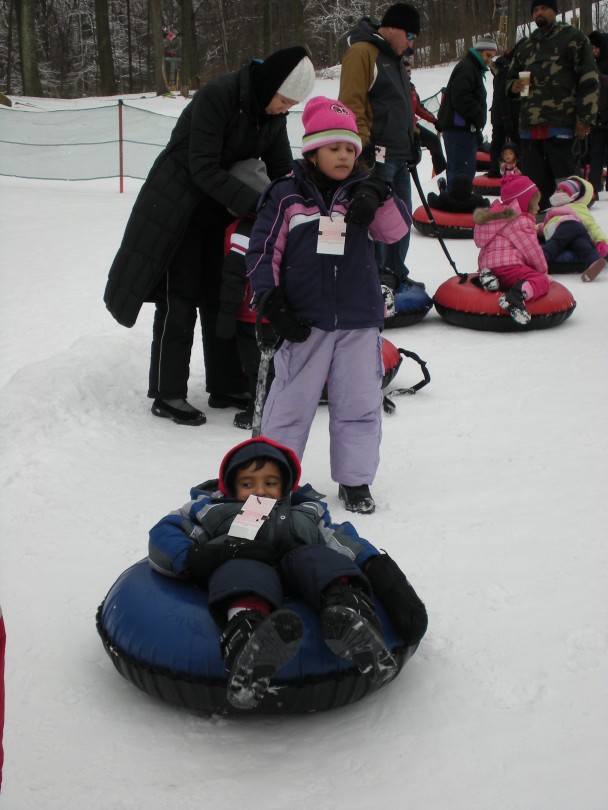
[0,66,607,810]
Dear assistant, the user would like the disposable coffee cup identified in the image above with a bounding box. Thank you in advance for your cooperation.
[519,71,531,97]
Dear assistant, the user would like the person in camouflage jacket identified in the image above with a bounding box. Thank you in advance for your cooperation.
[506,1,598,209]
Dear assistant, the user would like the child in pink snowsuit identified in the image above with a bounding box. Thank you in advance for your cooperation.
[473,174,550,325]
[247,97,410,514]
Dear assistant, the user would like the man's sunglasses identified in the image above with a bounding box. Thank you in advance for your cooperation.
[406,32,417,41]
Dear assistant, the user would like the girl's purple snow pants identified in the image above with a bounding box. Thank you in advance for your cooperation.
[261,327,383,486]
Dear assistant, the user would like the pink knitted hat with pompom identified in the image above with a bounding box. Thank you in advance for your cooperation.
[500,174,539,212]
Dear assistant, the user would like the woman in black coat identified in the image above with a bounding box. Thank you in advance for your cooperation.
[104,47,315,425]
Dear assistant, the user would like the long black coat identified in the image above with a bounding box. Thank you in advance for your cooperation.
[104,63,292,328]
[437,49,489,133]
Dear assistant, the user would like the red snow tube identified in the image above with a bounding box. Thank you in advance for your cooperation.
[412,205,474,239]
[476,150,491,171]
[433,274,576,331]
[472,174,501,196]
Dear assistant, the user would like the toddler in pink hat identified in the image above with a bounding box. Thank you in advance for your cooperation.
[472,174,550,325]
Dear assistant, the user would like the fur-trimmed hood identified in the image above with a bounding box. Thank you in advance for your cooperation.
[473,205,517,225]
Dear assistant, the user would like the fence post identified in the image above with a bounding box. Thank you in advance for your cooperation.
[118,99,124,193]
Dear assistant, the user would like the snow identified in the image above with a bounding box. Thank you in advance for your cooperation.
[1,66,608,810]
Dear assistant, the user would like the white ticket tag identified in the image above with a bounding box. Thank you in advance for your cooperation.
[317,215,346,255]
[374,145,386,164]
[228,495,277,541]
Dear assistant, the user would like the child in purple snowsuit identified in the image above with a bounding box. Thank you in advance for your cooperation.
[246,96,410,515]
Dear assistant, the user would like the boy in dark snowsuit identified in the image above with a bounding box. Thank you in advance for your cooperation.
[148,437,428,710]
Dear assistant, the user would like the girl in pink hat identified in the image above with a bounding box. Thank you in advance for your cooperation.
[473,174,550,324]
[247,96,410,514]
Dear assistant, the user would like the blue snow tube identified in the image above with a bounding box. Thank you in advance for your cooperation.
[384,284,433,329]
[96,560,418,715]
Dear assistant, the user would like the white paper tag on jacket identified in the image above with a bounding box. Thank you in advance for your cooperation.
[374,145,386,164]
[317,216,346,255]
[228,495,277,540]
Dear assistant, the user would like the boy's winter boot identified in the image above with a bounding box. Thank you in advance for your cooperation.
[151,398,206,425]
[320,583,398,686]
[498,280,531,325]
[478,268,500,292]
[338,484,375,514]
[220,609,303,710]
[233,401,254,430]
[581,257,607,282]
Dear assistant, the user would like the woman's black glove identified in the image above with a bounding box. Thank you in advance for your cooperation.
[262,287,311,343]
[345,176,391,227]
[187,540,277,586]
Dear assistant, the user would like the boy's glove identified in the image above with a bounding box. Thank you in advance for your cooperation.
[262,287,311,343]
[596,240,608,258]
[364,552,428,646]
[187,540,277,586]
[345,176,391,227]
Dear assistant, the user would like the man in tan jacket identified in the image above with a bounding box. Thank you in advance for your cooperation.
[340,3,423,290]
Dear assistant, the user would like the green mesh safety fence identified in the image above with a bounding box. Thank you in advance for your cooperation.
[0,102,309,181]
[0,103,178,181]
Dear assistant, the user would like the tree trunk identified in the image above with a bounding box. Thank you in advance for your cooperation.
[180,0,195,91]
[94,0,118,95]
[126,0,133,93]
[263,0,272,56]
[15,0,43,96]
[291,0,304,49]
[149,0,170,95]
[578,0,593,33]
[6,0,15,94]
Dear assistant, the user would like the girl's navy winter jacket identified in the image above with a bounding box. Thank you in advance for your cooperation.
[246,161,409,331]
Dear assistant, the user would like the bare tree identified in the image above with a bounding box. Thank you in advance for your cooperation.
[149,0,170,93]
[180,0,196,90]
[15,0,43,95]
[578,0,593,32]
[95,0,118,94]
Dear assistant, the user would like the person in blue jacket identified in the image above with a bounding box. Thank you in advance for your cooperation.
[246,96,411,515]
[149,436,427,710]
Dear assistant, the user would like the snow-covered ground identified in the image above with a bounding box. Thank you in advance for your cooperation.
[1,65,607,810]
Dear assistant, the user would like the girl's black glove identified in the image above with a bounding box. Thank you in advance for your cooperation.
[345,176,390,227]
[263,287,311,343]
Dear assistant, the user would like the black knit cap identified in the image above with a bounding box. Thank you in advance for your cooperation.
[380,3,421,36]
[588,30,604,48]
[530,0,557,14]
[252,46,311,110]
